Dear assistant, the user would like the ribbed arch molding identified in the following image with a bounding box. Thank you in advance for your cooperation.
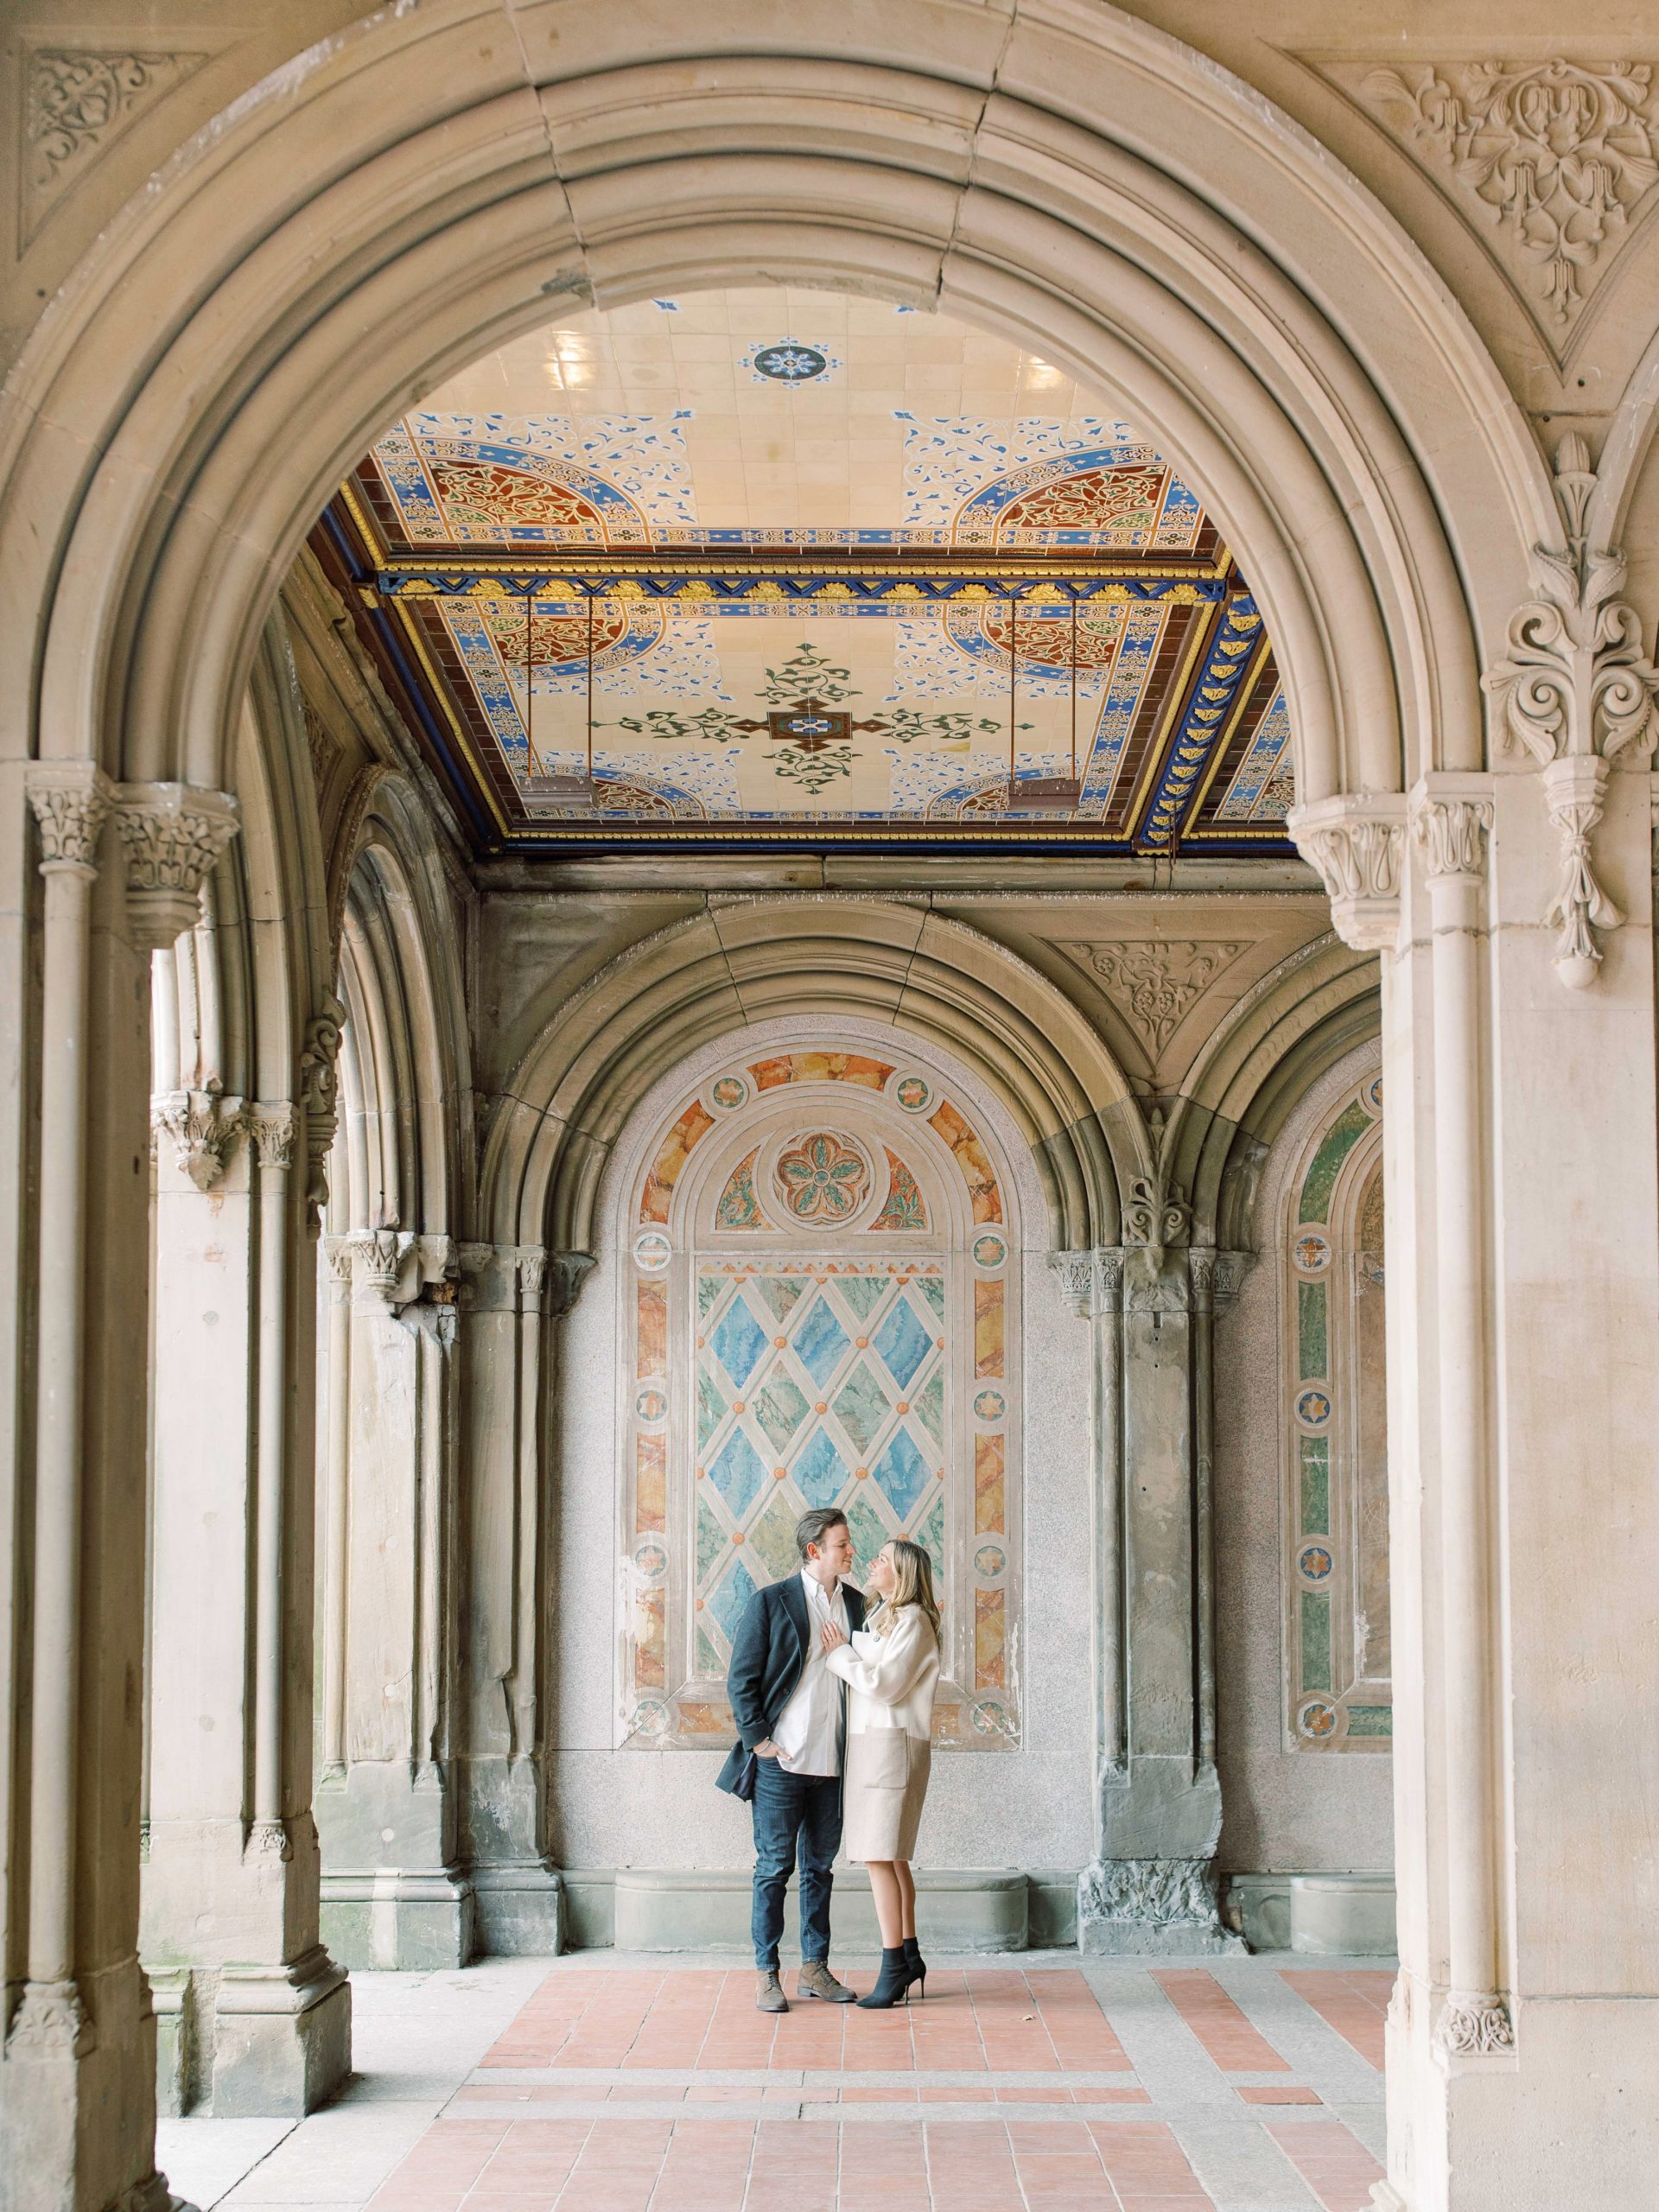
[480,899,1140,1255]
[0,0,1552,820]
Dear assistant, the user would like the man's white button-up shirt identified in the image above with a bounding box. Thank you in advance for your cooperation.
[770,1569,849,1777]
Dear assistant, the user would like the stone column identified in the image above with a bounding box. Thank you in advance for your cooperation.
[315,1233,474,1971]
[457,1243,591,1955]
[143,1085,349,2118]
[0,774,242,2209]
[1061,1224,1249,1955]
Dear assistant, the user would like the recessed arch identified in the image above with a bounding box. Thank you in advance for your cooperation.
[480,898,1139,1255]
[0,0,1553,848]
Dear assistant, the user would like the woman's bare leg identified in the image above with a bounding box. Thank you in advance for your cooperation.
[868,1861,905,1948]
[896,1861,916,1942]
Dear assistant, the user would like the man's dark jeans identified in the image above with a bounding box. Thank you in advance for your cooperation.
[750,1757,842,1970]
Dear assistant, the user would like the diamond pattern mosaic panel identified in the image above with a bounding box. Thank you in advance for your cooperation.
[694,1264,946,1676]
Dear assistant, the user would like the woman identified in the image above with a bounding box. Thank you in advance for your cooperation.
[821,1536,941,2008]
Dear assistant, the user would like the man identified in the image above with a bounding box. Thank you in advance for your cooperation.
[717,1506,865,2012]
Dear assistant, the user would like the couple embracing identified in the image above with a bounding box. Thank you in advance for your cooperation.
[715,1505,940,2012]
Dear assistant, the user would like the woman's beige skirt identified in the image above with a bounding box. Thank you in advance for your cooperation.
[842,1729,931,1861]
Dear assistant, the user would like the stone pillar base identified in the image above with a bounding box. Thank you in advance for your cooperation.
[1077,1859,1245,1956]
[149,1949,350,2118]
[321,1868,475,1971]
[469,1864,565,1956]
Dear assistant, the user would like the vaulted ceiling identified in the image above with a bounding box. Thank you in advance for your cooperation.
[316,288,1294,855]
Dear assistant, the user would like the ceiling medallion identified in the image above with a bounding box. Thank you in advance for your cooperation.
[747,339,834,385]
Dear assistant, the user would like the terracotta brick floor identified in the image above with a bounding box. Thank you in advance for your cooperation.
[355,1961,1387,2211]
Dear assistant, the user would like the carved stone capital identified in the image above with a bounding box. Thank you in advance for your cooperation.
[323,1235,354,1287]
[245,1819,292,1863]
[1189,1249,1253,1309]
[349,1228,416,1305]
[1048,1249,1096,1317]
[27,761,114,878]
[1287,791,1407,953]
[247,1103,299,1173]
[1434,1992,1515,2057]
[1412,786,1492,885]
[152,1086,245,1191]
[113,782,239,953]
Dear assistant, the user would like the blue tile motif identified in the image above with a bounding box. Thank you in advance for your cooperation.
[708,1430,767,1518]
[873,1429,931,1520]
[710,1295,769,1389]
[793,1297,852,1389]
[708,1555,759,1644]
[874,1296,932,1391]
[793,1428,851,1510]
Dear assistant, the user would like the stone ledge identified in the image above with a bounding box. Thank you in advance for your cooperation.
[563,1867,1039,1954]
[1222,1871,1396,1955]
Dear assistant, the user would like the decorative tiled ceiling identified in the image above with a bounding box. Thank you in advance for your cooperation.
[316,289,1294,853]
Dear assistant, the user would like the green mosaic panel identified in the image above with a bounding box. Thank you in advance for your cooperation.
[1300,1436,1330,1535]
[693,1265,947,1671]
[1346,1704,1394,1738]
[1300,1592,1332,1693]
[1299,1099,1371,1224]
[1298,1279,1327,1380]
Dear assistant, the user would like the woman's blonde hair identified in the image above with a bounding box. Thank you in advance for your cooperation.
[870,1537,942,1648]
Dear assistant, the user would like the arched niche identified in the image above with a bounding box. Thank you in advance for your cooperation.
[614,1041,1022,1755]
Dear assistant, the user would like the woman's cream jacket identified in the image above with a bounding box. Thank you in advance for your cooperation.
[826,1606,939,1740]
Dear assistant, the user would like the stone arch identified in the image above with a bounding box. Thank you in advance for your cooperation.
[0,1,1553,830]
[478,898,1140,1258]
[329,776,474,1246]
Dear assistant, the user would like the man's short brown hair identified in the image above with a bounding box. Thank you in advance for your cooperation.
[794,1507,849,1561]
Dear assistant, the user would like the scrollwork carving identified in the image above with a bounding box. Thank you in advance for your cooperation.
[297,1001,345,1226]
[1484,435,1659,985]
[246,1103,299,1174]
[1122,1176,1190,1252]
[1078,1857,1224,1931]
[1357,60,1659,327]
[1435,1993,1516,2056]
[1070,939,1248,1054]
[1414,796,1492,884]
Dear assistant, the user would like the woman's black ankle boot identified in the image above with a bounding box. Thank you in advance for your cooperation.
[903,1936,926,1998]
[858,1946,912,2008]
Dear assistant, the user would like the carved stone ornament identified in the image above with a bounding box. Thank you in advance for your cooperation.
[546,1251,598,1318]
[4,1977,92,2058]
[1436,1992,1516,2056]
[1122,1176,1190,1251]
[1069,939,1248,1055]
[1414,793,1493,885]
[26,761,113,876]
[1287,792,1408,953]
[1484,434,1659,986]
[152,1086,245,1191]
[23,48,208,240]
[298,1001,346,1224]
[1190,1249,1253,1309]
[1351,60,1659,334]
[1049,1249,1097,1316]
[247,1103,299,1174]
[113,782,239,954]
[245,1819,292,1863]
[1077,1857,1223,1930]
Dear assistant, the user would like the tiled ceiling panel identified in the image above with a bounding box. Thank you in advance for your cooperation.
[316,289,1294,853]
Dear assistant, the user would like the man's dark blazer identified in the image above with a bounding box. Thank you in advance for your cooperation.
[715,1573,866,1798]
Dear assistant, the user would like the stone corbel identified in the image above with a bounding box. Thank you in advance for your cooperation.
[349,1228,418,1307]
[1286,790,1408,953]
[543,1250,597,1318]
[151,1084,246,1190]
[112,782,239,955]
[297,1000,344,1229]
[1484,433,1659,988]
